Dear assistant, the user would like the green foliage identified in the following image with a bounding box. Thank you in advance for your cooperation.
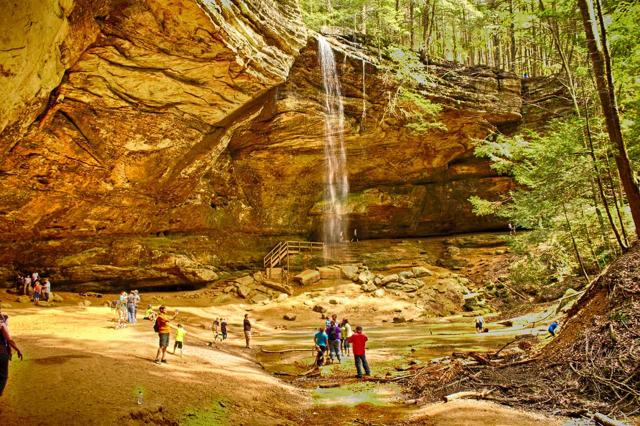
[609,1,640,166]
[470,117,629,284]
[378,46,444,133]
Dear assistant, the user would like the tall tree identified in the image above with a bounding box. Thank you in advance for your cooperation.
[577,0,640,238]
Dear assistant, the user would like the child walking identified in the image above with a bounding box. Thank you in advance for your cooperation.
[173,324,187,357]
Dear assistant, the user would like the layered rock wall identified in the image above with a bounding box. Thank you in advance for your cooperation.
[0,2,554,288]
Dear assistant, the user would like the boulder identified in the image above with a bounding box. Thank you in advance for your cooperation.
[373,276,382,286]
[411,267,433,278]
[252,271,264,283]
[399,271,414,279]
[357,270,375,284]
[235,284,253,299]
[393,315,406,323]
[329,299,338,305]
[276,293,289,302]
[381,274,399,285]
[406,278,425,289]
[250,293,269,304]
[361,283,377,292]
[283,313,297,321]
[339,265,359,280]
[262,279,293,295]
[373,288,385,298]
[303,300,314,306]
[317,266,341,280]
[294,270,320,286]
[51,293,64,302]
[234,275,255,287]
[312,305,327,314]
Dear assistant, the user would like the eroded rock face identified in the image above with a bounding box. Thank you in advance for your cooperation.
[228,36,521,239]
[0,3,536,287]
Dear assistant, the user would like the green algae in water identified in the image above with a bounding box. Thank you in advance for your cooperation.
[312,382,400,407]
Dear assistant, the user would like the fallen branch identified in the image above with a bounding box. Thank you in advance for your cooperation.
[443,388,494,402]
[593,412,627,426]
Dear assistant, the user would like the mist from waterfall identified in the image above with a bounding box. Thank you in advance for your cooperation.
[317,35,349,251]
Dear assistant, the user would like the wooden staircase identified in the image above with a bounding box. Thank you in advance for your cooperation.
[263,241,325,272]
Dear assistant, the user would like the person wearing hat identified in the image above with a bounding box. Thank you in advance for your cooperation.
[154,306,178,364]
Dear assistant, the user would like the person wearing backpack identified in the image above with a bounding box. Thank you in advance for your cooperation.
[153,306,178,364]
[325,320,341,363]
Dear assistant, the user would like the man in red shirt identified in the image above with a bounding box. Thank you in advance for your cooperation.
[154,306,178,364]
[347,325,371,378]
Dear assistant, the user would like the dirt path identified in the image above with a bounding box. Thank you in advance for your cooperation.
[0,285,566,425]
[0,301,307,425]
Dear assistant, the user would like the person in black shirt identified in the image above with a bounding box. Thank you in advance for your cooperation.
[243,314,251,349]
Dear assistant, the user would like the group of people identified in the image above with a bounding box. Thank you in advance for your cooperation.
[14,272,52,303]
[314,314,371,378]
[211,317,228,342]
[112,290,141,328]
[150,308,254,364]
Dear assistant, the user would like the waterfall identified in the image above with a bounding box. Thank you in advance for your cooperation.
[317,35,349,250]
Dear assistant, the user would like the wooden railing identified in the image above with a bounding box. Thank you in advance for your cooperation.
[263,240,324,270]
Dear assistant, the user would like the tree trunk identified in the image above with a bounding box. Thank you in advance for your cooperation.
[577,0,640,238]
[409,0,415,50]
[563,203,591,283]
[509,0,516,72]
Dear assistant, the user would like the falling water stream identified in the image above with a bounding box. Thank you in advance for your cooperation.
[317,36,349,253]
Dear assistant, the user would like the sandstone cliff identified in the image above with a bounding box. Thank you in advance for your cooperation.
[0,1,558,288]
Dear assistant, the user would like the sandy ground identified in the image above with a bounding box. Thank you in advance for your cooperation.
[0,279,567,425]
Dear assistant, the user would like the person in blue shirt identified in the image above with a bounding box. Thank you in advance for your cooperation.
[314,326,328,366]
[548,321,559,337]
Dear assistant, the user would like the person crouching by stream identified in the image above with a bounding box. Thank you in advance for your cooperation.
[154,306,178,364]
[314,326,328,367]
[348,326,371,379]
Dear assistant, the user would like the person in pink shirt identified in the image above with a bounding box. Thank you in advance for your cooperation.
[347,325,371,378]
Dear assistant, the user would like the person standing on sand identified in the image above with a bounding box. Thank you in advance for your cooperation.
[172,324,187,357]
[42,278,51,302]
[221,318,228,341]
[32,281,42,303]
[314,326,328,367]
[243,314,252,349]
[23,275,31,296]
[0,313,23,396]
[126,291,137,324]
[348,326,371,378]
[154,306,178,364]
[212,318,221,341]
[132,290,141,319]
